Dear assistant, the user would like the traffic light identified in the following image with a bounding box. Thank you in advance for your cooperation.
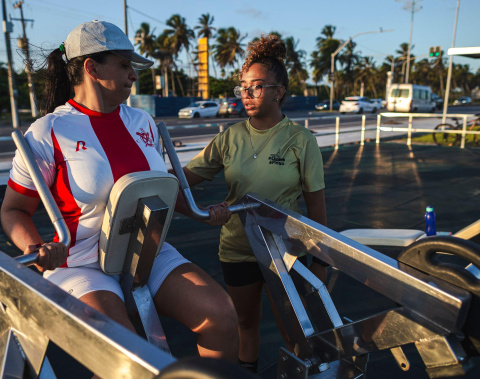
[429,46,441,58]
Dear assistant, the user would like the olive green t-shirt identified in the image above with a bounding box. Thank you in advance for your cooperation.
[186,116,325,262]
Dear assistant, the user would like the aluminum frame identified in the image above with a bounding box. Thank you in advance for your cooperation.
[238,193,476,378]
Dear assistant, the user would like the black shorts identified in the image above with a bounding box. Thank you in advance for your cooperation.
[221,256,328,287]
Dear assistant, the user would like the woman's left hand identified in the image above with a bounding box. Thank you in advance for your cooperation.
[204,202,231,226]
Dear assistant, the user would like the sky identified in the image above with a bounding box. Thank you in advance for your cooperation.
[1,0,479,86]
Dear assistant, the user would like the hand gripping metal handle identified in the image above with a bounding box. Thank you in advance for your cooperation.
[156,122,260,219]
[11,130,71,266]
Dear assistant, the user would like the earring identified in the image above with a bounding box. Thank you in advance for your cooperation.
[275,98,279,102]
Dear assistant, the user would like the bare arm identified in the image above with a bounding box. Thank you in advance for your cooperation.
[1,186,43,249]
[303,189,328,279]
[169,167,230,225]
[303,189,327,226]
[1,186,68,271]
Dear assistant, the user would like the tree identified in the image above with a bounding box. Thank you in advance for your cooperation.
[153,33,178,96]
[354,57,378,98]
[284,36,308,95]
[395,42,414,83]
[194,13,216,39]
[162,14,195,57]
[310,25,341,97]
[213,27,246,70]
[338,41,361,95]
[135,23,158,94]
[160,14,195,96]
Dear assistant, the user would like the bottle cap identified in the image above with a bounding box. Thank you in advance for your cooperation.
[426,206,434,212]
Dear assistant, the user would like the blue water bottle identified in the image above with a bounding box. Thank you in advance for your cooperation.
[425,206,437,236]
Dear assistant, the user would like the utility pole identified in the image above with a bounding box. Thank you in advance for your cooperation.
[404,0,415,83]
[2,0,20,128]
[123,0,128,38]
[13,0,37,117]
[123,0,134,106]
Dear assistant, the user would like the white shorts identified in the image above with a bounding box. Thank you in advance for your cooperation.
[43,242,190,301]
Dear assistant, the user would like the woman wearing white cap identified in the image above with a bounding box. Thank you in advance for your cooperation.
[0,21,238,361]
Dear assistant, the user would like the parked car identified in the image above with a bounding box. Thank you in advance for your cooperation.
[432,93,444,110]
[453,96,472,106]
[339,96,377,114]
[315,100,340,111]
[386,84,436,113]
[178,101,220,118]
[371,99,385,109]
[217,98,246,117]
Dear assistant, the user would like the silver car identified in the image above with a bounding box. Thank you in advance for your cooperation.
[339,96,377,114]
[178,101,220,118]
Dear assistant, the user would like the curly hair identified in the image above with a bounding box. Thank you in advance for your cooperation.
[241,34,289,105]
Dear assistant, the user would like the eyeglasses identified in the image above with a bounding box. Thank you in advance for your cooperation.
[233,84,283,99]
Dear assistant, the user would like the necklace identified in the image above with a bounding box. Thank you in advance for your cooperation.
[247,122,281,159]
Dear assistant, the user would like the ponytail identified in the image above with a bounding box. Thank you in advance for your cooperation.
[41,48,71,115]
[40,49,113,115]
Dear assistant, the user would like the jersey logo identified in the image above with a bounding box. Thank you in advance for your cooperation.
[76,141,87,151]
[269,150,285,165]
[136,128,154,147]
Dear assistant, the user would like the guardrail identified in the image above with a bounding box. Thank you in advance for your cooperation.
[375,112,478,149]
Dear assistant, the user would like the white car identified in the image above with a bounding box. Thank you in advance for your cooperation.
[339,96,377,114]
[178,101,220,118]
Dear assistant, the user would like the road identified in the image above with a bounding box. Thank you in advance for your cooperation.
[1,105,479,160]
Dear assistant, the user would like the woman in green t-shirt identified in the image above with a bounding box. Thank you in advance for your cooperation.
[182,34,328,372]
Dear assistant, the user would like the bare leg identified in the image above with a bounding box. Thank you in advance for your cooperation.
[153,263,238,362]
[226,281,263,363]
[79,290,136,379]
[264,262,328,354]
[309,261,328,283]
[79,290,136,333]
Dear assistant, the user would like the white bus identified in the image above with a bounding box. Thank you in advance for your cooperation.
[386,84,436,113]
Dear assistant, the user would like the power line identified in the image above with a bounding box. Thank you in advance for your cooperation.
[128,6,165,26]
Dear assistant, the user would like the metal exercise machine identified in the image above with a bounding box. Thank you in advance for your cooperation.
[1,126,256,378]
[2,122,479,378]
[160,123,480,379]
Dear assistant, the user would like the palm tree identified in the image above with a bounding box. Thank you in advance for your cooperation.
[354,57,378,98]
[395,42,414,83]
[310,25,341,97]
[284,36,308,94]
[160,14,195,96]
[134,23,157,94]
[194,13,216,39]
[338,41,361,96]
[154,33,183,96]
[316,25,336,44]
[194,14,217,95]
[163,14,195,57]
[213,27,246,70]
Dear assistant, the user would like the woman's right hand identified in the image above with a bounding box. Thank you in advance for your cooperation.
[24,242,68,272]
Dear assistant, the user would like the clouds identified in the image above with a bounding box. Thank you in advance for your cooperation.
[235,8,264,19]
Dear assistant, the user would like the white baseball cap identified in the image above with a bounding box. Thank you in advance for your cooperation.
[64,20,153,69]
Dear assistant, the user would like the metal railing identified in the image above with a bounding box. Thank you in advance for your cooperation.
[375,112,478,149]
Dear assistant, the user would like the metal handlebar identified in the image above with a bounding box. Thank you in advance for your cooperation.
[11,130,71,266]
[157,122,260,219]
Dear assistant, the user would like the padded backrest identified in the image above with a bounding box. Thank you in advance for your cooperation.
[99,171,179,275]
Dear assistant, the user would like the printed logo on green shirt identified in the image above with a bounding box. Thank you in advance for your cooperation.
[269,150,285,165]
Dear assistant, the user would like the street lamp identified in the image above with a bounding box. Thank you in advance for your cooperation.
[442,0,461,124]
[330,28,393,111]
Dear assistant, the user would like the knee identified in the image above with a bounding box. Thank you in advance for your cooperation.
[204,293,238,336]
[237,309,261,331]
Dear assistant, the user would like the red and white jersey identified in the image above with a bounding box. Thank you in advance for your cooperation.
[8,100,167,267]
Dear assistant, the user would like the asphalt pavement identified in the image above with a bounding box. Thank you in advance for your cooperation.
[1,107,480,378]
